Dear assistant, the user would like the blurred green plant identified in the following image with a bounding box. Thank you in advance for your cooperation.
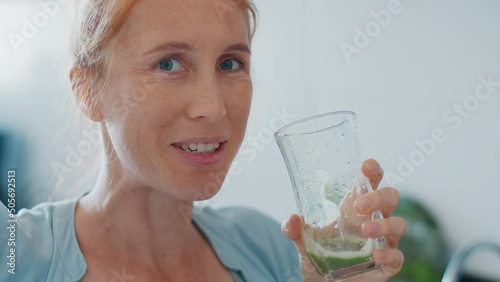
[389,195,448,282]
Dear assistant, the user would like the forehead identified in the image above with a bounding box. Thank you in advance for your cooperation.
[115,0,250,52]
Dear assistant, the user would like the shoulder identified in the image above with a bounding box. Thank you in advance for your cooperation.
[204,205,281,233]
[0,197,85,281]
[195,205,285,247]
[1,200,57,280]
[193,205,303,281]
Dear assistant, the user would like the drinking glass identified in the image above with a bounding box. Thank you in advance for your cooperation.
[274,111,386,280]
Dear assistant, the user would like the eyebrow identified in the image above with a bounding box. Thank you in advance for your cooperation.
[144,41,251,55]
[224,43,252,55]
[145,41,194,55]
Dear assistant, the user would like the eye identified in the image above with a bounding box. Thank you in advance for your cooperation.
[219,59,242,71]
[158,58,182,71]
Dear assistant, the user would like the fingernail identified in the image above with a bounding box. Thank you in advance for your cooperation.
[356,198,371,211]
[283,217,291,232]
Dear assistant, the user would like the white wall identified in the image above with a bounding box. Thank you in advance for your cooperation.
[1,0,499,279]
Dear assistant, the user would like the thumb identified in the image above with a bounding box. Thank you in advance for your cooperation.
[282,214,323,280]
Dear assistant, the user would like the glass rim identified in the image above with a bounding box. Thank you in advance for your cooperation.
[274,110,357,138]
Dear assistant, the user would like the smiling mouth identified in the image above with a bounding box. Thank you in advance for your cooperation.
[173,142,223,154]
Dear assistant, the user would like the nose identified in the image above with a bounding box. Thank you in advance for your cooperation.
[185,72,227,122]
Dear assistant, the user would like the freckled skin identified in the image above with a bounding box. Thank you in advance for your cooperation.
[99,0,253,200]
[76,1,254,281]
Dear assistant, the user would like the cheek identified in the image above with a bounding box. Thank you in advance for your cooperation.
[226,86,251,141]
[103,73,186,126]
[224,79,252,117]
[100,77,181,164]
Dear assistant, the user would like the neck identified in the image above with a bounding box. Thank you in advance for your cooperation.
[76,161,201,268]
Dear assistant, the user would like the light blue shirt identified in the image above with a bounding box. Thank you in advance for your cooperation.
[0,194,303,281]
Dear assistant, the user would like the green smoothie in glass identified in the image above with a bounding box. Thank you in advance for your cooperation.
[306,235,374,275]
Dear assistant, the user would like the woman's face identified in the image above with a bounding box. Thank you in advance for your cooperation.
[98,0,252,200]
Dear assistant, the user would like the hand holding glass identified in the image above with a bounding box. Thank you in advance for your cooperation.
[275,111,386,280]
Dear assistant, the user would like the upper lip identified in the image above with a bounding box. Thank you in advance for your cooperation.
[172,136,228,145]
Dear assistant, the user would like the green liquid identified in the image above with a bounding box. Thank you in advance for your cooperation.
[306,237,372,275]
[307,250,372,274]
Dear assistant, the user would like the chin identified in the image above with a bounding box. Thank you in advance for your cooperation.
[160,175,225,201]
[192,176,225,200]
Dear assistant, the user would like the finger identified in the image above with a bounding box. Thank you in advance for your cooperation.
[281,214,308,257]
[354,187,400,217]
[373,248,405,276]
[282,215,322,279]
[361,159,383,189]
[361,217,407,247]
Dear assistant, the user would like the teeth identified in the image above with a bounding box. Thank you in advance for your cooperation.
[197,143,207,153]
[206,143,214,151]
[176,143,221,154]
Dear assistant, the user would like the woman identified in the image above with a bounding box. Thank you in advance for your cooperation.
[1,0,406,281]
